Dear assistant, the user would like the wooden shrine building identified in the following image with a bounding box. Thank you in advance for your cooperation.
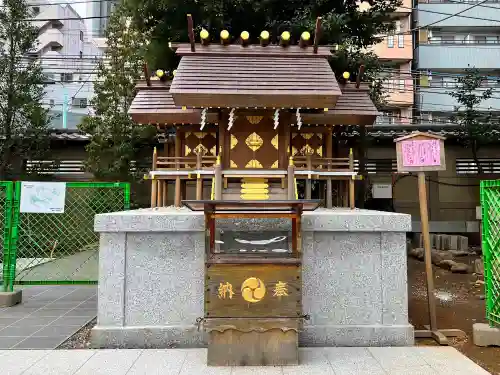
[129,17,379,208]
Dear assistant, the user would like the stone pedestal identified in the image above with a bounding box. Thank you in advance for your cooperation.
[91,207,414,348]
[0,290,22,307]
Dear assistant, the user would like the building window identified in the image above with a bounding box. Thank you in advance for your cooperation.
[399,79,405,92]
[387,35,394,48]
[32,6,40,15]
[398,34,404,48]
[78,99,87,108]
[80,31,84,41]
[61,73,73,82]
[429,76,442,87]
[49,99,55,106]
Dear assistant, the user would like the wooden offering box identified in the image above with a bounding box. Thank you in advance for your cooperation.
[183,200,320,366]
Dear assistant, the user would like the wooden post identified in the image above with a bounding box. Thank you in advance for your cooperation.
[418,172,438,332]
[151,147,157,208]
[306,154,312,200]
[196,152,203,200]
[287,157,295,200]
[214,156,222,200]
[157,180,163,207]
[187,14,195,52]
[349,148,355,209]
[313,17,322,54]
[326,126,333,209]
[143,63,151,86]
[174,130,182,207]
[163,181,168,206]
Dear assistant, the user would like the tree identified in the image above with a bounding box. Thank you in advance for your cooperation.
[448,67,499,174]
[79,3,156,182]
[0,0,51,179]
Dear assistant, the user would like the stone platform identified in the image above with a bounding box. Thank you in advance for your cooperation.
[91,207,413,348]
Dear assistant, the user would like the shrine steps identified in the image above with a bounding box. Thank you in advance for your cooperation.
[221,180,287,201]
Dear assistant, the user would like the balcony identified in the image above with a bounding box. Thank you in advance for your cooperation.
[359,0,412,15]
[384,79,414,107]
[35,28,64,53]
[418,1,500,27]
[416,44,500,69]
[418,86,500,112]
[371,36,413,61]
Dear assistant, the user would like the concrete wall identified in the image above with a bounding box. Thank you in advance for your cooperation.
[92,208,413,348]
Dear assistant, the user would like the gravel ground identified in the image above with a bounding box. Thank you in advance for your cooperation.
[57,318,96,349]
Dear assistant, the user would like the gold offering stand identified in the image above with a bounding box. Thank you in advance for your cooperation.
[183,200,320,366]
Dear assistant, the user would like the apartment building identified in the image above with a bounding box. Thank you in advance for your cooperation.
[415,0,500,124]
[30,1,102,130]
[370,0,414,126]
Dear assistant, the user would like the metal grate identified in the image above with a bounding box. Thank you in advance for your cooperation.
[354,159,397,174]
[5,182,130,288]
[480,180,500,327]
[456,158,500,175]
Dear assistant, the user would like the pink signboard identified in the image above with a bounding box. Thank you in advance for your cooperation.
[401,139,441,167]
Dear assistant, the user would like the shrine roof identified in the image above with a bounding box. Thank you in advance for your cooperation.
[301,84,380,126]
[169,44,341,109]
[129,80,217,124]
[174,43,333,58]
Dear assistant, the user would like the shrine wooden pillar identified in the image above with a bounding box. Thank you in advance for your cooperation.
[151,147,158,208]
[174,130,182,207]
[326,126,333,209]
[349,148,355,209]
[196,152,203,200]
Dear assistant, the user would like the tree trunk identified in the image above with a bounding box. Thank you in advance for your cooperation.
[471,141,483,175]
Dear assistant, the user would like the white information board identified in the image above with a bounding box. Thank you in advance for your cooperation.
[372,183,392,199]
[20,182,67,214]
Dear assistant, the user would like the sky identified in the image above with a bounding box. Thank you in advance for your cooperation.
[73,2,87,18]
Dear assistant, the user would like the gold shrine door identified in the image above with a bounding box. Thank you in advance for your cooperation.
[228,115,280,169]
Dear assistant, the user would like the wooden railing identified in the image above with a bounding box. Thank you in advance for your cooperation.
[293,156,354,172]
[155,155,217,171]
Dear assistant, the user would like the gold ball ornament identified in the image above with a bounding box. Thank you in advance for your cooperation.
[281,31,291,41]
[343,71,350,79]
[172,69,177,76]
[260,30,270,40]
[220,30,229,40]
[156,69,164,78]
[301,31,311,41]
[241,31,250,40]
[200,29,209,40]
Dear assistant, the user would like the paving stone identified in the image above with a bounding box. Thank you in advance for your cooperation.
[385,365,438,375]
[52,316,93,326]
[15,317,58,326]
[0,350,50,374]
[368,347,428,371]
[0,317,22,325]
[231,366,283,375]
[13,336,68,349]
[282,348,334,375]
[329,357,387,375]
[73,349,143,375]
[63,308,97,317]
[127,349,188,375]
[0,325,46,337]
[23,350,96,375]
[33,325,83,338]
[178,349,232,375]
[0,336,25,349]
[323,347,372,362]
[30,309,67,317]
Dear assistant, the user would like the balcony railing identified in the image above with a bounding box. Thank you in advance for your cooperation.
[427,38,500,45]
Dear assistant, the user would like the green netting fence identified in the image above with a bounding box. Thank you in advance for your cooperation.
[0,182,14,292]
[1,182,130,291]
[480,180,500,328]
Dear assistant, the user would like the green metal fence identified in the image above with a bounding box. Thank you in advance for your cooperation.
[0,182,14,292]
[480,180,500,327]
[1,182,130,291]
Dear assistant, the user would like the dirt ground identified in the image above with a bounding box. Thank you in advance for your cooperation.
[409,256,500,375]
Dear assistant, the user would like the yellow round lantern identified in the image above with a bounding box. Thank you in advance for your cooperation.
[342,71,350,79]
[260,30,270,40]
[156,69,164,78]
[200,29,209,40]
[172,69,177,76]
[241,31,250,40]
[301,31,311,41]
[281,31,291,41]
[220,30,230,40]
